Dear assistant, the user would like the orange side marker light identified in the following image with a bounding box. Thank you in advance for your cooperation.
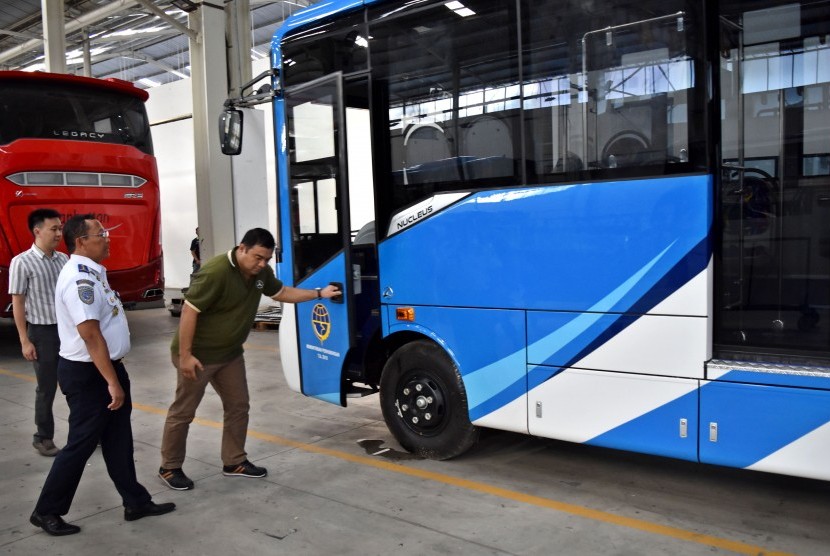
[396,307,415,321]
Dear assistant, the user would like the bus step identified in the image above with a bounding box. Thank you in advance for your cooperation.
[346,384,378,398]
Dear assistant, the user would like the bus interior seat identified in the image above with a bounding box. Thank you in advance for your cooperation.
[553,151,583,173]
[601,130,651,168]
[353,221,376,244]
[461,115,514,179]
[402,123,459,185]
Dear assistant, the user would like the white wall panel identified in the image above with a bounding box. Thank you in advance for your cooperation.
[146,56,277,291]
[153,118,197,290]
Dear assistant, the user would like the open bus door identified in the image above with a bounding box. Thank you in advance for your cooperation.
[281,73,355,406]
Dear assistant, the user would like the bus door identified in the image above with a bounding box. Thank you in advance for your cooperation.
[284,73,377,406]
[716,1,830,359]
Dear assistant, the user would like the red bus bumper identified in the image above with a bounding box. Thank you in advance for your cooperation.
[108,256,165,304]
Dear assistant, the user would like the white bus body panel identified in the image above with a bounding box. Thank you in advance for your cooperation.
[279,303,302,393]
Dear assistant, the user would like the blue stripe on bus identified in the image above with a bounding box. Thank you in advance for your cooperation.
[468,378,528,422]
[554,237,710,370]
[699,379,830,468]
[586,389,699,461]
[380,175,711,420]
[579,374,830,468]
[525,242,679,368]
[711,369,830,391]
[379,176,711,312]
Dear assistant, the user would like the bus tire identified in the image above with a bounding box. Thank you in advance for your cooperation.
[379,340,479,460]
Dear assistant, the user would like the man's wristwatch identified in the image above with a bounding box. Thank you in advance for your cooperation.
[315,287,322,299]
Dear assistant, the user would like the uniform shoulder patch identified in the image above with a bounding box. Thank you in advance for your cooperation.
[77,284,95,305]
[77,264,100,280]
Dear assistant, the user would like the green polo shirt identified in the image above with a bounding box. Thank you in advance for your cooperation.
[171,248,282,364]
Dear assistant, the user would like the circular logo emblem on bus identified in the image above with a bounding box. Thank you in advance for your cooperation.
[311,303,331,343]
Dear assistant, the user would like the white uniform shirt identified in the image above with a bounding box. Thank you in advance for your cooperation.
[56,254,130,362]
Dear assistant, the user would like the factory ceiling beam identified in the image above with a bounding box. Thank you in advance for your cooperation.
[0,0,138,65]
[133,0,198,42]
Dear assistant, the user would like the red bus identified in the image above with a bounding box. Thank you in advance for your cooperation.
[0,70,164,317]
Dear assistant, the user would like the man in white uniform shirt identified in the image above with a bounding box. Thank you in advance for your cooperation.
[30,214,175,537]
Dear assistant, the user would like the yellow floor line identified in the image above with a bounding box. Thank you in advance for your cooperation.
[0,368,791,555]
[0,368,35,382]
[241,342,278,352]
[135,402,790,556]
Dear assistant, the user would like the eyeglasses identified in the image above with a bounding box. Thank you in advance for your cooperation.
[80,229,110,239]
[79,223,121,239]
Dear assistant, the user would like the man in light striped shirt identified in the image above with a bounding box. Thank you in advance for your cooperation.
[9,208,69,457]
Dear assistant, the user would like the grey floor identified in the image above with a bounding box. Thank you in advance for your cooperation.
[1,300,829,555]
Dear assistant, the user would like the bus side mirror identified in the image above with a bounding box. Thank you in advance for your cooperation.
[219,108,243,155]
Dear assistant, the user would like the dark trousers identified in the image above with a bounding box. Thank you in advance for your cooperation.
[28,324,59,442]
[34,358,151,516]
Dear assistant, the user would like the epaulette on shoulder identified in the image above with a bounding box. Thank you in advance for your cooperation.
[77,264,91,274]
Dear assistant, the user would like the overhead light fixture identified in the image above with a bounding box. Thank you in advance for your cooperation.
[139,77,161,88]
[445,1,476,17]
[170,0,199,13]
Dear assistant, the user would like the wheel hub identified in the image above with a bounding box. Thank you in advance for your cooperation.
[397,374,445,434]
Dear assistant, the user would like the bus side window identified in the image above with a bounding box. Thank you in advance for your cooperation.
[583,18,693,170]
[522,0,696,180]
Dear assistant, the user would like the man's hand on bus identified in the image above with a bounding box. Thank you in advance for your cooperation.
[319,284,341,299]
[272,284,342,303]
[180,353,204,381]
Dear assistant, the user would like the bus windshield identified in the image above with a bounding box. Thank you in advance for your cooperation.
[0,79,153,155]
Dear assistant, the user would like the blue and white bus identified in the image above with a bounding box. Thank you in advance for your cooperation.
[230,0,830,480]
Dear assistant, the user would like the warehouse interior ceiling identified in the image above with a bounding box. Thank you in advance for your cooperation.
[0,0,311,89]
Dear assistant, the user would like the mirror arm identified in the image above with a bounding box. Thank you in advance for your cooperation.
[225,68,281,109]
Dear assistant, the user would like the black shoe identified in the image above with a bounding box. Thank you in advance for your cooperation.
[124,501,176,522]
[158,467,194,490]
[222,459,267,478]
[30,512,80,536]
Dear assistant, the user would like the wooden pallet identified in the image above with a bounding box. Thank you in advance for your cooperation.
[253,305,282,330]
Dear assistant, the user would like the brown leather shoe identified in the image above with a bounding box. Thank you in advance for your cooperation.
[33,439,60,457]
[30,512,80,536]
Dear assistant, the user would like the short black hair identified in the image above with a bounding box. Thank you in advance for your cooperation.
[63,213,95,254]
[28,208,61,233]
[240,228,275,250]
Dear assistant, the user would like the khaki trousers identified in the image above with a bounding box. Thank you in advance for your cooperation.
[160,354,249,469]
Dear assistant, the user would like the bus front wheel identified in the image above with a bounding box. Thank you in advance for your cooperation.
[379,340,479,460]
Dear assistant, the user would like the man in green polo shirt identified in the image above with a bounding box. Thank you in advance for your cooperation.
[158,228,339,490]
